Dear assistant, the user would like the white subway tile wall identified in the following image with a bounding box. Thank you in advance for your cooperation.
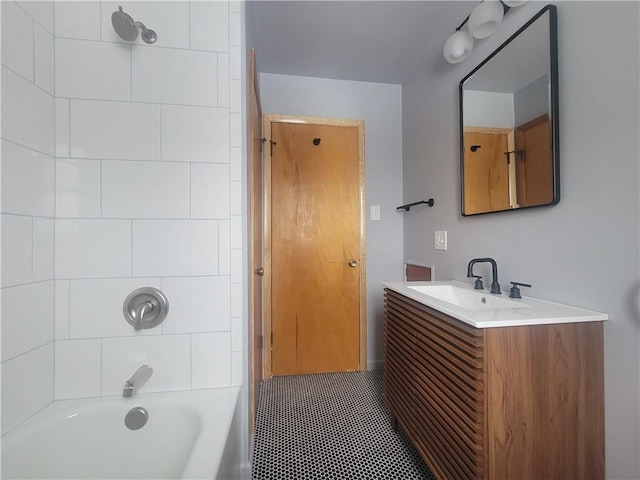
[132,220,219,277]
[55,39,132,101]
[1,344,54,435]
[2,66,55,156]
[1,140,55,217]
[161,276,231,334]
[219,219,232,276]
[34,23,55,94]
[1,0,242,431]
[1,1,35,80]
[190,163,230,219]
[54,339,102,400]
[54,98,70,157]
[1,214,33,287]
[16,1,55,34]
[218,53,231,108]
[191,333,232,389]
[101,160,190,218]
[55,219,132,278]
[1,282,55,362]
[131,47,218,106]
[54,280,70,340]
[189,1,229,52]
[229,0,243,389]
[32,217,55,282]
[55,158,102,218]
[230,146,242,181]
[55,1,101,41]
[101,335,192,395]
[161,105,230,162]
[70,99,161,160]
[1,0,56,431]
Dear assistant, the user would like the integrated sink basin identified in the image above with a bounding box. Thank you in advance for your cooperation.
[407,284,527,310]
[383,281,608,328]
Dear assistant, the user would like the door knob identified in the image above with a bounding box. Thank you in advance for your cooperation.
[348,259,358,268]
[254,267,264,276]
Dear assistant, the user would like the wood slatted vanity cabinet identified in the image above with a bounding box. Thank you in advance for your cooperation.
[383,287,605,480]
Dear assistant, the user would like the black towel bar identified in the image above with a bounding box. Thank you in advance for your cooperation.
[396,199,435,212]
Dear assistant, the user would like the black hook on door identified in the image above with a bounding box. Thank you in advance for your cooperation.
[470,145,481,152]
[313,138,321,146]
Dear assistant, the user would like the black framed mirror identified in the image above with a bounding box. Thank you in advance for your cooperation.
[459,4,559,216]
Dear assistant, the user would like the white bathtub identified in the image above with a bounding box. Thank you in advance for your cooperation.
[1,387,240,479]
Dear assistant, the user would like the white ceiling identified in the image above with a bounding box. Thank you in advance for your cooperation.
[249,1,476,85]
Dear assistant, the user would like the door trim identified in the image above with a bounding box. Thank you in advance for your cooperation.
[248,49,262,434]
[263,114,366,378]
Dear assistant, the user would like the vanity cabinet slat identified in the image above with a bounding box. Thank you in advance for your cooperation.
[384,290,485,480]
[383,288,605,480]
[383,296,417,435]
[386,293,483,352]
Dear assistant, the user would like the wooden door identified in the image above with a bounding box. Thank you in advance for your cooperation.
[248,49,263,432]
[270,120,363,376]
[516,115,553,207]
[463,132,510,214]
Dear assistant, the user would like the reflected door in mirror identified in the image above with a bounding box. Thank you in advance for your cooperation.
[463,130,510,215]
[516,115,553,207]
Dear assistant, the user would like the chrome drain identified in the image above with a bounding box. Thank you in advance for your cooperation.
[124,406,149,430]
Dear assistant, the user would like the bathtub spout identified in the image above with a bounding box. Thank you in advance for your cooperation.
[123,365,153,398]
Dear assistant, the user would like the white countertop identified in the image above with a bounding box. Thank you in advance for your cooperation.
[382,280,608,328]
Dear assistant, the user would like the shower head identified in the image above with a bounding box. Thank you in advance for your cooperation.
[111,6,157,44]
[111,7,138,42]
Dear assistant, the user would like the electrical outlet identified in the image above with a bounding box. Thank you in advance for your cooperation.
[435,231,447,251]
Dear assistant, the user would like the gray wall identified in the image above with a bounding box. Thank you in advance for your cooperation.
[514,74,549,125]
[259,73,404,369]
[463,90,515,128]
[402,2,639,478]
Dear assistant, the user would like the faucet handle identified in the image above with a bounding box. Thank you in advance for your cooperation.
[509,281,532,299]
[471,275,484,290]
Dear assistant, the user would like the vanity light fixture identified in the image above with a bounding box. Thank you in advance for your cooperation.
[443,30,474,64]
[443,0,527,64]
[468,0,504,39]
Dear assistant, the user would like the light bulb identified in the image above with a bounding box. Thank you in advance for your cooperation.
[443,30,474,64]
[468,0,504,39]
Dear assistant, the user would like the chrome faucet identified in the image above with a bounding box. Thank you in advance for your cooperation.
[467,258,501,294]
[123,365,153,398]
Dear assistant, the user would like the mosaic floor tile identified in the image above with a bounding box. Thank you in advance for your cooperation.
[252,370,434,480]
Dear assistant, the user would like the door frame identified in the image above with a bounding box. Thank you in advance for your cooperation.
[262,114,366,378]
[248,49,262,434]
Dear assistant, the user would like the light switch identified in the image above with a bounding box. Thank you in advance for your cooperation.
[371,205,381,221]
[435,230,447,251]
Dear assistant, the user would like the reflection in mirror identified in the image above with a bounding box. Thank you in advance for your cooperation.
[460,5,559,216]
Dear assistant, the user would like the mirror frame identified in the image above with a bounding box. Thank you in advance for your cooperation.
[459,4,559,217]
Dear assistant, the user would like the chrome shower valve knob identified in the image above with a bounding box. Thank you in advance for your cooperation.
[123,287,169,330]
